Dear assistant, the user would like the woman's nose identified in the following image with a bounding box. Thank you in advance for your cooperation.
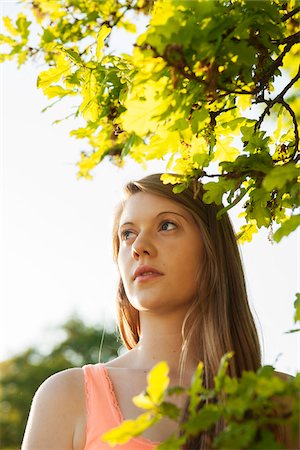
[131,233,156,260]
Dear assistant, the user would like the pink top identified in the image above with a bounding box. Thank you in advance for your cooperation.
[82,363,159,450]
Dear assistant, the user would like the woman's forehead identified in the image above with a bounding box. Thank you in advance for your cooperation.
[119,191,191,223]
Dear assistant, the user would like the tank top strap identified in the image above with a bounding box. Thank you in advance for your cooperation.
[82,363,158,450]
[82,363,118,449]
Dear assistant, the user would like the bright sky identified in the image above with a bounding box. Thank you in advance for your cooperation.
[0,2,299,375]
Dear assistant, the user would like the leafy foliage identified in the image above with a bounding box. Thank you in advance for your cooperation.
[103,356,300,450]
[1,0,299,242]
[0,317,121,449]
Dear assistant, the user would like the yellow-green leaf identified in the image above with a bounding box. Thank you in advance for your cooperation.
[147,361,170,405]
[132,393,154,410]
[37,54,71,90]
[236,221,258,243]
[3,17,19,36]
[101,412,156,446]
[236,94,252,111]
[294,294,300,323]
[215,136,239,162]
[273,214,300,242]
[96,25,111,61]
[44,85,75,99]
[79,70,99,122]
[263,163,299,191]
[118,20,137,33]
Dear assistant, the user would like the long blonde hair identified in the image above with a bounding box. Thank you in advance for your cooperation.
[112,173,261,447]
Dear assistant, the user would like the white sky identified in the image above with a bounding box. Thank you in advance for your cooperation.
[0,2,299,375]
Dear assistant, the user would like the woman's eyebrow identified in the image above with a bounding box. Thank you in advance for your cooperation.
[156,211,189,222]
[119,221,134,229]
[119,211,189,228]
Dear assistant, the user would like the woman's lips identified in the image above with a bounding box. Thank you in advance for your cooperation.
[133,265,164,281]
[134,273,164,282]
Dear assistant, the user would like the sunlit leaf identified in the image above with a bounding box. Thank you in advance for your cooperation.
[147,361,170,405]
[37,54,71,90]
[3,17,19,36]
[101,412,158,446]
[79,70,99,122]
[96,25,111,61]
[132,392,154,410]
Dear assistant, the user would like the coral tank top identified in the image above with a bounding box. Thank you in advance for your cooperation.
[82,364,159,449]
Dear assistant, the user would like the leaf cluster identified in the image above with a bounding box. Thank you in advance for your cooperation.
[103,355,300,450]
[1,0,299,241]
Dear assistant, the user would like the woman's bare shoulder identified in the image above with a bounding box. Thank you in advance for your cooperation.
[22,368,86,450]
[36,367,85,395]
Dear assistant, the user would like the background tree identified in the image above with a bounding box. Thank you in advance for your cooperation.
[0,317,121,449]
[0,0,299,243]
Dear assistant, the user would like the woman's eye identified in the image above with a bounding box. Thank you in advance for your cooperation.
[120,230,134,241]
[161,221,177,231]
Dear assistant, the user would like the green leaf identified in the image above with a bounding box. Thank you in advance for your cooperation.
[159,401,180,419]
[188,362,205,416]
[214,352,234,392]
[249,188,272,228]
[122,133,136,157]
[173,183,188,194]
[203,180,235,205]
[273,214,300,242]
[263,163,300,191]
[183,404,221,434]
[16,13,31,41]
[63,48,82,64]
[157,435,186,450]
[214,421,257,449]
[252,429,283,449]
[294,293,300,323]
[203,182,225,205]
[191,108,209,133]
[255,375,285,397]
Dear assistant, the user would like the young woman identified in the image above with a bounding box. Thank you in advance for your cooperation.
[22,173,294,449]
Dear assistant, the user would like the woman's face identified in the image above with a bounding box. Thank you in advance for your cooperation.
[117,192,203,314]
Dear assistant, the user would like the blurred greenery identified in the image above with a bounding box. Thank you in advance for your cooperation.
[0,317,122,449]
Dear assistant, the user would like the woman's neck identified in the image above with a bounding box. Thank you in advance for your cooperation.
[126,310,198,381]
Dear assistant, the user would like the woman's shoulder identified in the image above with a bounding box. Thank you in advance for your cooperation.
[34,367,86,426]
[37,366,85,393]
[22,368,86,450]
[32,367,86,409]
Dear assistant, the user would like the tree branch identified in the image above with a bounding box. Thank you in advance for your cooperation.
[280,100,299,158]
[281,6,300,22]
[255,65,300,131]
